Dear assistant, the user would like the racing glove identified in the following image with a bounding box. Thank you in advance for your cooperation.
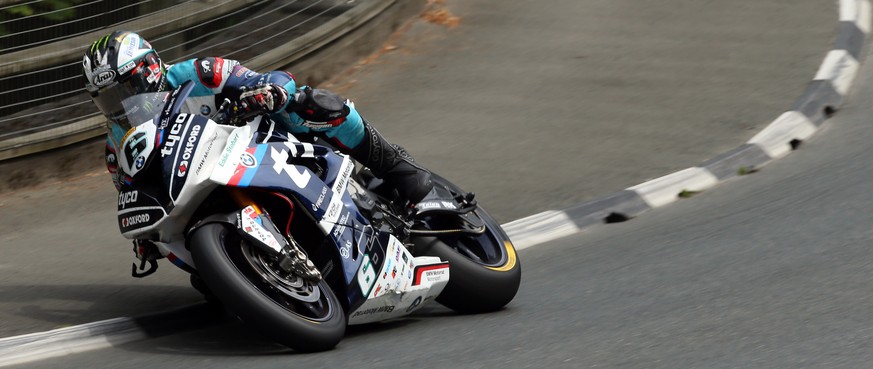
[232,83,289,121]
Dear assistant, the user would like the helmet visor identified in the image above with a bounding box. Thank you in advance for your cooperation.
[89,56,162,122]
[90,78,141,124]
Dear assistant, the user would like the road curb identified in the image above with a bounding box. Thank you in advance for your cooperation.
[0,0,425,365]
[505,0,872,250]
[0,304,220,368]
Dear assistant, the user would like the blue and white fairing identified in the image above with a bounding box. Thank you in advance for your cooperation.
[115,83,215,239]
[209,126,449,319]
[209,125,383,306]
[112,82,449,322]
[114,83,230,271]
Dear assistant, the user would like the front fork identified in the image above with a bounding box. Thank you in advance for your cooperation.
[228,189,322,282]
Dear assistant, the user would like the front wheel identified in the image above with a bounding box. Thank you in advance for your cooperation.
[413,174,521,313]
[190,223,346,352]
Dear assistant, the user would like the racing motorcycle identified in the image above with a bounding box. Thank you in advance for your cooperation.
[111,81,520,351]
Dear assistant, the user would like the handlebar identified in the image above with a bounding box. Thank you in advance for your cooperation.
[210,98,236,126]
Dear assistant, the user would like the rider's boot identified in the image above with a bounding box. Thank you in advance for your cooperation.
[349,120,433,204]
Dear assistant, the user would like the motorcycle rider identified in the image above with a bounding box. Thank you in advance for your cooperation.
[83,30,433,205]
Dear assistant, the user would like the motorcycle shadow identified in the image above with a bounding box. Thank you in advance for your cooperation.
[0,284,204,339]
[115,302,463,356]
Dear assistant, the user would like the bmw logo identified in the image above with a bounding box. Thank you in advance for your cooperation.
[135,155,145,169]
[200,105,211,116]
[240,152,257,167]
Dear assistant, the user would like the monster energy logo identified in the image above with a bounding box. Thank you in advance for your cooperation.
[89,34,113,68]
[90,34,111,53]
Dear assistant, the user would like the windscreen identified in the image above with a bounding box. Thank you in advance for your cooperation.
[106,91,169,151]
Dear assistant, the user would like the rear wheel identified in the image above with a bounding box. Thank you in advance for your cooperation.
[190,223,345,352]
[413,174,521,313]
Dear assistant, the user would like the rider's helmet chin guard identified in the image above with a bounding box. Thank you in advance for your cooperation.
[83,30,166,150]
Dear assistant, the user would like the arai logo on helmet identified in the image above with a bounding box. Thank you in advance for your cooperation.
[94,70,116,86]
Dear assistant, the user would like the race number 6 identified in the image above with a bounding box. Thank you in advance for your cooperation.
[357,254,376,296]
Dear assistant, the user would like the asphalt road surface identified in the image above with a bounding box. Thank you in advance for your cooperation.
[15,42,873,368]
[0,0,853,367]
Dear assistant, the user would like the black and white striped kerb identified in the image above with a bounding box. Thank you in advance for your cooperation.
[505,0,872,249]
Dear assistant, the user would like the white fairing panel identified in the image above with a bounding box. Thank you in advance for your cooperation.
[117,122,157,179]
[348,236,449,325]
[210,124,252,185]
[170,120,228,208]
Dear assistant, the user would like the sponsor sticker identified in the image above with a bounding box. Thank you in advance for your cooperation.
[118,190,138,209]
[340,240,351,259]
[351,305,395,318]
[121,213,150,228]
[413,263,450,286]
[176,124,201,177]
[161,114,189,157]
[238,206,282,252]
[94,70,116,86]
[217,129,242,167]
[118,61,136,75]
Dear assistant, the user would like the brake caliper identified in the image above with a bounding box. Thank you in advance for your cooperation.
[238,205,321,283]
[278,237,322,283]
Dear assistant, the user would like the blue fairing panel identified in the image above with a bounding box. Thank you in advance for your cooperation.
[219,141,382,294]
